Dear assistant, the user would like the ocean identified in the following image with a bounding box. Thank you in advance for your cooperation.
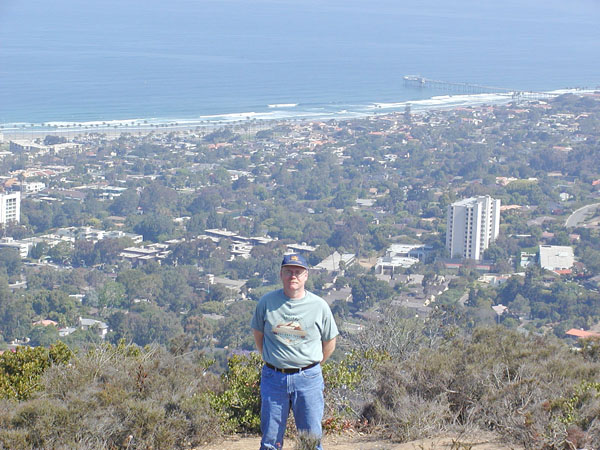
[0,0,599,131]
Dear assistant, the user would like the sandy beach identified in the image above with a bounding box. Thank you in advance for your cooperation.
[1,88,595,142]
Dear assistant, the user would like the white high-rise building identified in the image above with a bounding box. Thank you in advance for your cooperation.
[446,195,500,260]
[0,191,21,225]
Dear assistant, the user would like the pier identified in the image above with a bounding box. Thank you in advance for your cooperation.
[403,75,556,100]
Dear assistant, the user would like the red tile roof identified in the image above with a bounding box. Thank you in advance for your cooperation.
[566,329,600,338]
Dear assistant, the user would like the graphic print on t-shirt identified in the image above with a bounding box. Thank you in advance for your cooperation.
[272,316,307,344]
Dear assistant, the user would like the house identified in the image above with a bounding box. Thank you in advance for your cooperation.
[492,304,508,317]
[520,252,536,268]
[314,251,355,272]
[120,243,170,265]
[78,317,108,338]
[55,226,143,244]
[58,327,77,337]
[0,237,33,258]
[286,243,317,254]
[375,255,419,274]
[207,275,247,302]
[439,258,494,272]
[566,329,600,339]
[479,274,511,286]
[539,245,574,272]
[32,319,58,327]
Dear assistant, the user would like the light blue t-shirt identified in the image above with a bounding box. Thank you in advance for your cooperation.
[251,289,339,369]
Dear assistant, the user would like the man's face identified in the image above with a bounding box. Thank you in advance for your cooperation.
[280,265,308,294]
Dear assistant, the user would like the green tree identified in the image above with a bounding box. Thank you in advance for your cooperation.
[351,275,393,309]
[133,214,174,241]
[0,247,22,277]
[47,241,73,265]
[126,303,184,346]
[108,188,139,216]
[28,325,60,347]
[98,280,127,308]
[30,242,49,260]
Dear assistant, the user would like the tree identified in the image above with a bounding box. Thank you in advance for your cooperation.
[30,242,49,260]
[510,294,531,319]
[183,315,215,347]
[133,214,174,241]
[109,188,139,216]
[158,268,195,312]
[207,283,231,303]
[72,239,98,267]
[351,275,393,309]
[214,301,256,349]
[43,135,66,146]
[117,269,155,301]
[96,238,132,264]
[139,182,178,214]
[47,241,73,265]
[106,311,132,343]
[126,303,184,346]
[28,325,60,347]
[0,248,22,277]
[98,280,127,308]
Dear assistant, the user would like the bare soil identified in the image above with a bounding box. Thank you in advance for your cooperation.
[357,257,378,269]
[197,431,523,450]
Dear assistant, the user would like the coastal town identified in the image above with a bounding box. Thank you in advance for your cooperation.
[0,91,599,353]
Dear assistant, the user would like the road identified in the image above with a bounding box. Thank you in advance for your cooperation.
[565,202,600,227]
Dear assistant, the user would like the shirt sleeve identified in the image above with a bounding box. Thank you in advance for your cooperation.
[250,298,265,332]
[320,302,339,341]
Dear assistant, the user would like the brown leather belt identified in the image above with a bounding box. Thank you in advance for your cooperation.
[265,361,319,374]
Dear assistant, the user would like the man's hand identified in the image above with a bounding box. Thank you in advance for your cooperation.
[321,337,336,363]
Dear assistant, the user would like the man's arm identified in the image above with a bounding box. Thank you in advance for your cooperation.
[253,329,264,356]
[321,337,336,364]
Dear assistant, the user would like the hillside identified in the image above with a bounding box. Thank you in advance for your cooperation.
[1,323,598,449]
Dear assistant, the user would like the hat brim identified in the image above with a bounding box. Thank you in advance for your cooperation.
[281,263,308,268]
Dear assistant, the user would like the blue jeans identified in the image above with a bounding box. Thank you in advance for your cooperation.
[260,364,324,450]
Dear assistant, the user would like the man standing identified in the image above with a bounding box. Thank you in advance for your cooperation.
[251,253,338,450]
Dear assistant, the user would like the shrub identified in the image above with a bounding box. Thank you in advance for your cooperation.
[0,341,223,449]
[0,342,72,400]
[209,352,262,433]
[360,325,600,448]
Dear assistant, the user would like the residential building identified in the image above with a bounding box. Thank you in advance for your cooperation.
[286,243,317,254]
[19,181,46,194]
[375,244,424,274]
[566,328,600,339]
[120,243,170,266]
[0,191,20,224]
[520,252,536,268]
[375,255,419,274]
[55,226,143,244]
[78,317,108,339]
[0,237,32,258]
[539,245,574,272]
[207,274,247,302]
[446,195,500,260]
[314,251,355,272]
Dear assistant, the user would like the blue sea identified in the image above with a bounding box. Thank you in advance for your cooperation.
[0,0,599,130]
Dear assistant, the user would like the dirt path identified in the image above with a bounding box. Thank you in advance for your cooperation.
[198,432,522,450]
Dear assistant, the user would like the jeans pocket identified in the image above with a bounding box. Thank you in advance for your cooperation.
[300,367,322,380]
